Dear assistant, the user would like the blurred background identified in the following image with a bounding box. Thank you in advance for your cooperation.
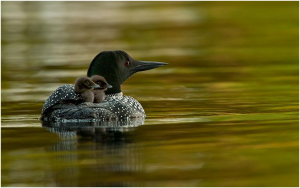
[1,1,299,187]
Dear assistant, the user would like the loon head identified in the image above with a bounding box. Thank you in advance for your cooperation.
[87,50,167,94]
[90,75,113,91]
[74,77,100,94]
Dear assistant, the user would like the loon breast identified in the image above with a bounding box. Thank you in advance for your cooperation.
[41,92,145,122]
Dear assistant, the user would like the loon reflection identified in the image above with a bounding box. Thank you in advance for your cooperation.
[41,51,167,122]
[43,120,143,186]
[42,118,145,138]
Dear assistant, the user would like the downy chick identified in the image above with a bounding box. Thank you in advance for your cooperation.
[90,75,112,103]
[74,76,100,102]
[41,77,100,117]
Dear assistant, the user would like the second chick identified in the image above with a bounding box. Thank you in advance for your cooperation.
[90,75,112,103]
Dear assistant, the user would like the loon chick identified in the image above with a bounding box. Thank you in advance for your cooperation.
[90,75,113,103]
[41,77,100,117]
[41,50,167,122]
[74,76,100,102]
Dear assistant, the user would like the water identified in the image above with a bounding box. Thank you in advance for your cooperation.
[1,1,299,187]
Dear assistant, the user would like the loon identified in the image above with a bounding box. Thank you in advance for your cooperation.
[41,50,167,122]
[75,77,101,102]
[41,77,100,118]
[90,75,113,103]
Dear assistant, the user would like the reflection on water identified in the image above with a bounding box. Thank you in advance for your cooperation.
[3,119,298,186]
[1,1,299,187]
[46,127,142,186]
[2,126,142,186]
[48,140,141,187]
[41,118,144,138]
[41,120,145,186]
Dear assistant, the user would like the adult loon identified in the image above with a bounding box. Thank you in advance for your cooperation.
[41,50,167,122]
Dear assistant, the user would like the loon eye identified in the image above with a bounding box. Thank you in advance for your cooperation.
[125,61,130,67]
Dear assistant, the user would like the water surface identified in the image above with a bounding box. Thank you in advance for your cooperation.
[1,2,299,187]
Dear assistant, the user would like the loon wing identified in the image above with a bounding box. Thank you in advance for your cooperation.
[41,84,81,115]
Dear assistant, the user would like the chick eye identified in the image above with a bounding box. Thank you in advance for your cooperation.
[125,61,130,67]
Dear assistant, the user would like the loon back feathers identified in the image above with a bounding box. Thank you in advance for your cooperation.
[42,92,145,122]
[41,84,81,115]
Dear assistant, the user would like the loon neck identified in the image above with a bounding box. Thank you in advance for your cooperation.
[105,84,121,95]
